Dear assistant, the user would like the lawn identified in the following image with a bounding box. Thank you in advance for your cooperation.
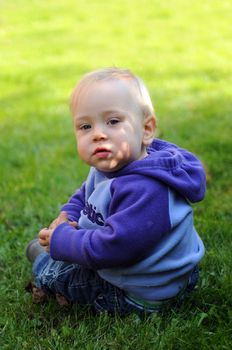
[0,0,232,349]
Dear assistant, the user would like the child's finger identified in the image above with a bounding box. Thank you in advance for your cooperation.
[57,211,69,224]
[38,228,52,247]
[39,237,48,246]
[49,218,59,229]
[69,221,78,228]
[38,227,49,240]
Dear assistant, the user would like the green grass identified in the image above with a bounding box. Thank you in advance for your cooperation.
[0,0,232,348]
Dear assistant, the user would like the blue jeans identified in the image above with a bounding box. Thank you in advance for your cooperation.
[33,252,199,315]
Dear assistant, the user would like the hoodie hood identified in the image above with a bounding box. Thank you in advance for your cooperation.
[106,139,206,203]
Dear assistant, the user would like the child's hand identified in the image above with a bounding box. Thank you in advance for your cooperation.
[38,211,78,251]
[38,227,54,252]
[49,212,78,230]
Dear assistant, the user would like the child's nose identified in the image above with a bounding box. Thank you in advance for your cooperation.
[93,126,108,141]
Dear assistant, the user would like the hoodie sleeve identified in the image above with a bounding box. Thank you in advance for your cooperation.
[50,175,171,269]
[61,183,86,222]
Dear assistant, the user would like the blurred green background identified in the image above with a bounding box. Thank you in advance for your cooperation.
[0,0,232,349]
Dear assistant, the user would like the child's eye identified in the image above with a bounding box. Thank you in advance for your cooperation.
[107,118,120,126]
[80,124,91,130]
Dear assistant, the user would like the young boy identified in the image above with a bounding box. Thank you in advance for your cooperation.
[26,67,206,314]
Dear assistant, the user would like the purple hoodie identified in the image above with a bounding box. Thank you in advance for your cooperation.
[50,139,206,300]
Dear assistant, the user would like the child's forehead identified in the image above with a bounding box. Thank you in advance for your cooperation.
[79,78,140,104]
[70,73,151,118]
[73,79,143,118]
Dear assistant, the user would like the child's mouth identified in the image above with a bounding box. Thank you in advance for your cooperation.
[93,148,111,158]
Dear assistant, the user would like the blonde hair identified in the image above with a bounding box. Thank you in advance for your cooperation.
[70,67,155,119]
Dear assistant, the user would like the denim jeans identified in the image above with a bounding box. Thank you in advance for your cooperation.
[33,252,199,315]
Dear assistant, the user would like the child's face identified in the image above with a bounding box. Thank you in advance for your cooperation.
[73,79,154,172]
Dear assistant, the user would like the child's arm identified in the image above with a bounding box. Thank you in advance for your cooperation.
[48,216,78,230]
[48,176,172,268]
[39,211,77,251]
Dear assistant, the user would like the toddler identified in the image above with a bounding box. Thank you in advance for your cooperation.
[26,67,206,314]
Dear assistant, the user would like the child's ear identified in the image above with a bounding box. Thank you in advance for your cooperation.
[143,115,156,146]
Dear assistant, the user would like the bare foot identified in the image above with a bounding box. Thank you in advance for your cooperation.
[32,286,47,304]
[55,293,70,306]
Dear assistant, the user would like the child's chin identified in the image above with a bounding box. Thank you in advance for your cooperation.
[96,164,121,173]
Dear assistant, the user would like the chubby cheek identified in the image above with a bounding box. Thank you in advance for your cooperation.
[76,139,88,161]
